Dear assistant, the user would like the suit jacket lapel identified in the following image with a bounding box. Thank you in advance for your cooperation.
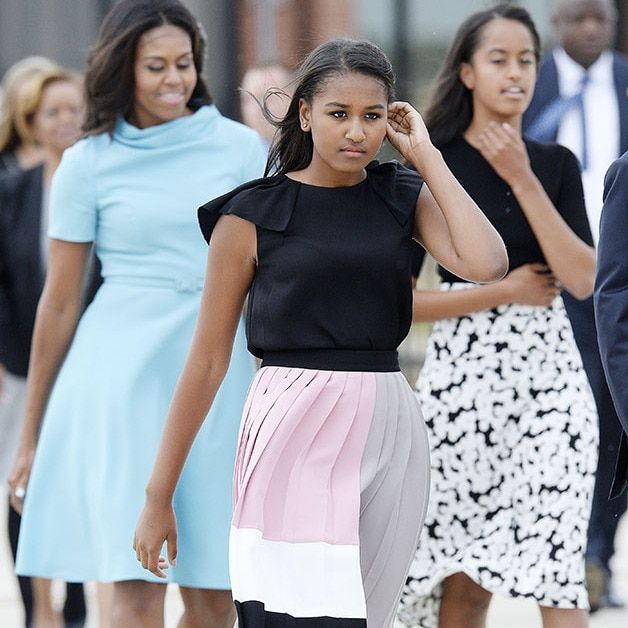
[612,53,628,156]
[523,53,561,138]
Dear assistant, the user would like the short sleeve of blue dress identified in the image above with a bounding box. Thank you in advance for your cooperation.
[198,160,424,365]
[48,139,97,242]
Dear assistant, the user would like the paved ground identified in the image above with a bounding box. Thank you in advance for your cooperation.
[1,493,627,627]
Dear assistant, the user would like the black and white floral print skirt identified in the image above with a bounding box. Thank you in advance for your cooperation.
[398,284,598,627]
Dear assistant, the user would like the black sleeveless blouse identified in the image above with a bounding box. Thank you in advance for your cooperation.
[198,161,424,372]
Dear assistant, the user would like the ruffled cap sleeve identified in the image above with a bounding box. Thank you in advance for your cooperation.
[198,175,295,243]
[366,160,424,226]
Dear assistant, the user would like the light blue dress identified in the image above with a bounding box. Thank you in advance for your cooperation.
[16,105,265,587]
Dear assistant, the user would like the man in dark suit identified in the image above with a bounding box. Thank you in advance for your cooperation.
[523,0,628,612]
[595,153,628,500]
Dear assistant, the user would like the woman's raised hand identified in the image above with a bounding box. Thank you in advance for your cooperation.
[474,122,531,186]
[501,263,561,307]
[386,102,433,166]
[133,501,178,578]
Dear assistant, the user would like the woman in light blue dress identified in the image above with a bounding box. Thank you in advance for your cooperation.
[8,1,264,625]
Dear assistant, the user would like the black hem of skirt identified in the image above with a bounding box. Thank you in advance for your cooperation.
[236,601,367,626]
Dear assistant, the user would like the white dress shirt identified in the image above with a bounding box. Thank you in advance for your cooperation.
[554,47,619,244]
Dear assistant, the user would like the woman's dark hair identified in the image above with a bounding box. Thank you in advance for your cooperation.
[265,38,395,176]
[83,0,211,135]
[424,3,541,148]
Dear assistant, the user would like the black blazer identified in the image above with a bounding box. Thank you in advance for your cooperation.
[524,49,628,496]
[523,49,628,155]
[0,166,46,376]
[0,166,101,377]
[595,153,628,496]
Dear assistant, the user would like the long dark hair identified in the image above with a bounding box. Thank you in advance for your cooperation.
[84,0,212,136]
[265,38,395,176]
[424,4,540,148]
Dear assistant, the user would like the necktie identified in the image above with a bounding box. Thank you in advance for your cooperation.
[526,73,590,170]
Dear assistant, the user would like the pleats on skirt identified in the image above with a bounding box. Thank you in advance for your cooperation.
[230,366,431,627]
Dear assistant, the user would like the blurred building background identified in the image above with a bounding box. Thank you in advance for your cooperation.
[2,0,627,379]
[2,0,628,121]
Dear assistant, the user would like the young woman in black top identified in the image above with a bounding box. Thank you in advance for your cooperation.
[398,6,597,628]
[133,38,507,627]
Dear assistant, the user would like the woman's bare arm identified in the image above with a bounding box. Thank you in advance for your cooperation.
[144,215,256,503]
[476,122,595,299]
[9,239,91,511]
[410,157,508,283]
[134,214,256,577]
[386,102,508,284]
[412,263,560,322]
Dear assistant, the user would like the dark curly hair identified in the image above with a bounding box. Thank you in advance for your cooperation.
[83,0,211,136]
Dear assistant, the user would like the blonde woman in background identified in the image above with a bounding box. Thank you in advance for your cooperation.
[0,56,58,173]
[0,63,89,628]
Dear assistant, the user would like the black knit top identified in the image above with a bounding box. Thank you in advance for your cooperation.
[435,136,593,282]
[199,161,424,372]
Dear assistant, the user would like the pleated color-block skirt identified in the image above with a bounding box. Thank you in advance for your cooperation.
[230,365,430,627]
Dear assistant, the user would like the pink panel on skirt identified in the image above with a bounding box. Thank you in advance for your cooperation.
[232,366,376,546]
